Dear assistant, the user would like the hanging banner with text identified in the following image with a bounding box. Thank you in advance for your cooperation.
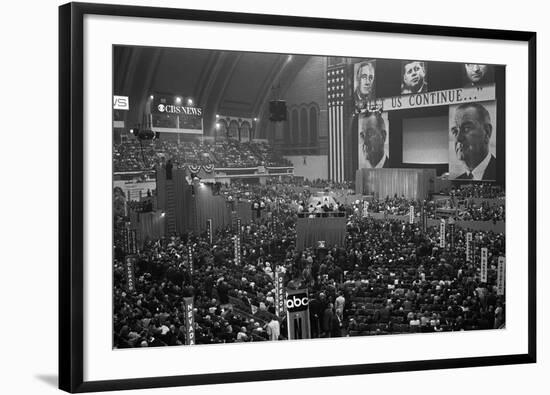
[125,256,136,293]
[237,218,242,237]
[409,206,414,224]
[183,297,195,345]
[187,245,194,276]
[363,201,369,218]
[497,257,506,296]
[449,221,455,250]
[124,228,137,255]
[234,236,241,265]
[421,204,427,232]
[361,84,495,112]
[466,232,472,262]
[275,270,286,318]
[206,219,213,244]
[480,247,488,283]
[439,220,446,248]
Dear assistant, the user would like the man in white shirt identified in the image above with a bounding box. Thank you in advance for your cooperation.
[452,102,496,180]
[266,317,280,341]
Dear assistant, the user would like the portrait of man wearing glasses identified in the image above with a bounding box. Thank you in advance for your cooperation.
[359,111,389,169]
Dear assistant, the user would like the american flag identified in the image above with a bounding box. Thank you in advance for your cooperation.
[327,66,345,182]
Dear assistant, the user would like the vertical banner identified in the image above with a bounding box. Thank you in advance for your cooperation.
[234,235,241,265]
[237,218,242,237]
[409,205,414,224]
[421,203,427,232]
[286,289,311,340]
[275,270,286,318]
[124,227,137,255]
[187,244,194,276]
[449,221,455,250]
[466,232,473,262]
[124,227,130,254]
[480,247,488,282]
[362,201,369,218]
[206,218,213,244]
[497,257,506,295]
[125,256,136,293]
[472,235,478,266]
[439,219,446,248]
[183,297,195,345]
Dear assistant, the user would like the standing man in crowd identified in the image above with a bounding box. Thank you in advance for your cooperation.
[451,102,496,180]
[266,316,280,341]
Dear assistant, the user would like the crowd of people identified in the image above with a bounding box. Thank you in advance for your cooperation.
[113,138,292,172]
[113,180,506,348]
[341,194,505,222]
[448,183,505,199]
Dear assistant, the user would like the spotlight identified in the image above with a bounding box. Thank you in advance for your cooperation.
[254,118,258,122]
[175,96,182,104]
[216,114,220,118]
[161,212,166,217]
[149,95,154,100]
[187,98,193,105]
[216,123,220,129]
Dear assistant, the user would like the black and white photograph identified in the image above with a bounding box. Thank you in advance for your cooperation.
[462,63,494,87]
[358,111,390,169]
[401,60,428,94]
[112,46,507,349]
[448,101,497,180]
[353,60,377,111]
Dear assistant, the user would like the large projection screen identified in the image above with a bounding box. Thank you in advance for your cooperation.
[402,115,448,164]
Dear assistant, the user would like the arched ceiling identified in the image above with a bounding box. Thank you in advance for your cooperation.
[114,46,310,130]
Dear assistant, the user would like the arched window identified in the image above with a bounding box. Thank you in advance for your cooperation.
[300,108,308,145]
[240,121,251,142]
[291,109,299,145]
[309,106,318,146]
[283,111,291,144]
[228,120,239,139]
[217,119,227,138]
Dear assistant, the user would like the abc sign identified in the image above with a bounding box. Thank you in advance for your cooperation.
[286,295,309,311]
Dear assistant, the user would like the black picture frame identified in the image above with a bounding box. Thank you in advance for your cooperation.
[59,2,537,393]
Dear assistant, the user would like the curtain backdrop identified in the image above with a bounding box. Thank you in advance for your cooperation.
[355,168,436,200]
[296,216,347,249]
[131,211,165,247]
[194,184,232,233]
